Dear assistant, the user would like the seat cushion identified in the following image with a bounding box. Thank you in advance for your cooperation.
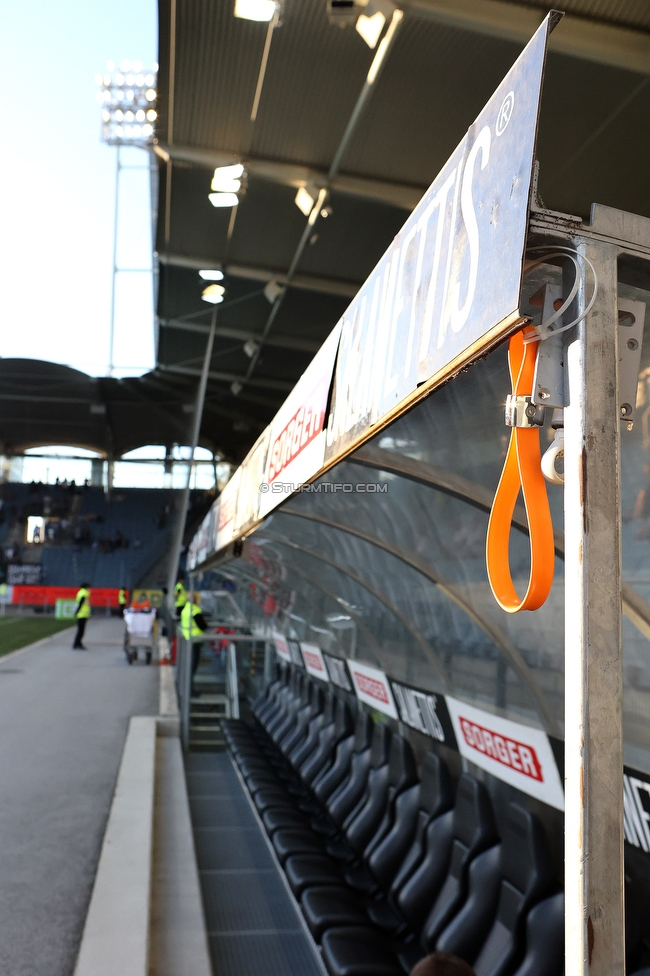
[245,773,283,793]
[285,853,345,896]
[321,927,405,976]
[253,788,293,812]
[262,807,308,832]
[272,828,326,863]
[300,885,369,941]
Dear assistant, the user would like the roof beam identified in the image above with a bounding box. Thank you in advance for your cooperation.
[159,317,322,353]
[154,144,424,211]
[157,252,359,299]
[158,363,293,392]
[403,0,650,75]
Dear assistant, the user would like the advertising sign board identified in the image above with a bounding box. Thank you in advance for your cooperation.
[273,632,291,663]
[259,323,341,518]
[445,696,565,810]
[325,15,558,462]
[348,660,398,719]
[300,642,329,681]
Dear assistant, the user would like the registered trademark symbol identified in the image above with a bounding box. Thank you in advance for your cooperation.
[496,91,514,136]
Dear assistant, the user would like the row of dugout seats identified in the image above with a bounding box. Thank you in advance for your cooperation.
[222,667,564,976]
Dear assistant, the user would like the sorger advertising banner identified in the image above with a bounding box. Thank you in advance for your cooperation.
[259,323,341,518]
[300,642,329,682]
[273,632,292,663]
[348,660,398,720]
[445,697,565,811]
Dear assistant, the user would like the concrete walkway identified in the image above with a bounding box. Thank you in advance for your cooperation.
[0,617,158,976]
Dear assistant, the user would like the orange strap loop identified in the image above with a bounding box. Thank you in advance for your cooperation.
[486,329,555,613]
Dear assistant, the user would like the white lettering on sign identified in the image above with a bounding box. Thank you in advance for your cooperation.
[445,697,564,811]
[324,18,552,463]
[348,661,398,719]
[458,717,542,781]
[268,378,329,483]
[392,682,446,742]
[624,773,650,852]
[300,642,328,681]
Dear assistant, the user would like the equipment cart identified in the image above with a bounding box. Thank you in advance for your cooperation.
[123,608,157,665]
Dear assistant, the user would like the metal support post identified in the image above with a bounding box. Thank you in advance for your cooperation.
[179,635,192,749]
[564,238,624,975]
[263,640,272,684]
[227,642,240,719]
[165,311,217,608]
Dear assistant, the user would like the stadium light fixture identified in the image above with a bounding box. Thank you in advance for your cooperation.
[209,164,246,208]
[211,163,244,192]
[202,284,226,304]
[295,183,320,216]
[96,62,157,146]
[263,279,284,303]
[356,11,384,47]
[243,339,260,358]
[234,0,277,21]
[209,192,240,208]
[355,0,397,48]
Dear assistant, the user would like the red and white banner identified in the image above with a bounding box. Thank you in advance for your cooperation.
[273,632,292,663]
[348,660,398,719]
[215,466,242,553]
[300,642,329,681]
[445,697,564,811]
[259,323,341,518]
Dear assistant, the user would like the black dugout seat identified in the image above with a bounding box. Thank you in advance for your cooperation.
[320,774,497,976]
[300,751,453,940]
[273,724,405,865]
[511,893,564,976]
[321,799,555,976]
[225,671,564,976]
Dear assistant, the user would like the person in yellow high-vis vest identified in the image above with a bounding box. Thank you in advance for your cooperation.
[180,595,207,693]
[174,578,187,618]
[118,588,127,617]
[73,583,91,649]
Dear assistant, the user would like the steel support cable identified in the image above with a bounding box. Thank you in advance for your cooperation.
[277,507,558,733]
[241,9,405,392]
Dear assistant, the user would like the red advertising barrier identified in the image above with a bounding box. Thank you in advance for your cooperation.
[12,586,121,607]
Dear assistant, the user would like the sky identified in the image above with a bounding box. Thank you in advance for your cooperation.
[0,0,158,377]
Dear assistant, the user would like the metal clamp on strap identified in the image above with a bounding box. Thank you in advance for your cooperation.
[486,329,555,613]
[505,395,545,428]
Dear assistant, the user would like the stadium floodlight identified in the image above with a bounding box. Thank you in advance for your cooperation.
[96,62,158,146]
[234,0,277,21]
[202,284,226,304]
[199,269,225,281]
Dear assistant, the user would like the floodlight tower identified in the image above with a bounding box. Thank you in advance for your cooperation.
[96,60,158,376]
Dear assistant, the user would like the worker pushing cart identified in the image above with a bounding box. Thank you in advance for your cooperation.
[123,600,158,665]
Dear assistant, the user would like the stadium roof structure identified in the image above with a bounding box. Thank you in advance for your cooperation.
[6,1,650,464]
[153,0,650,460]
[0,358,254,459]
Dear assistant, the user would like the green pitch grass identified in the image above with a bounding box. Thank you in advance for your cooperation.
[0,617,73,658]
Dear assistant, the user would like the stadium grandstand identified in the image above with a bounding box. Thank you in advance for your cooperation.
[2,4,650,976]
